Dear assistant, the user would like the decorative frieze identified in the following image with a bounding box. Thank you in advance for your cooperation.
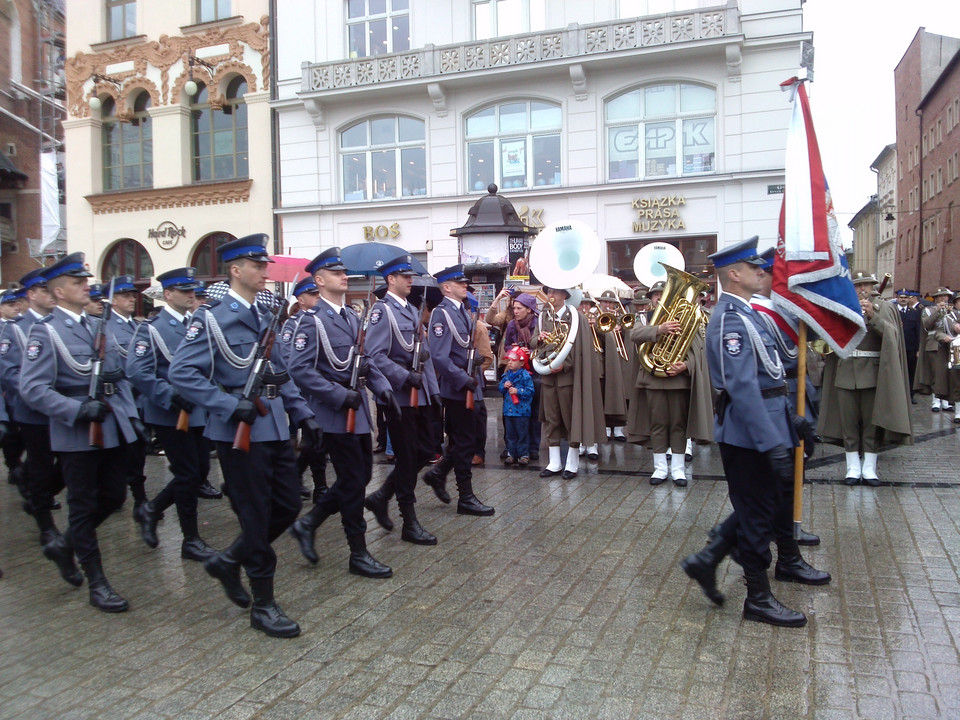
[85,179,253,215]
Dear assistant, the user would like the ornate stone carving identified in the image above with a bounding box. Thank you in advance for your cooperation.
[641,20,665,46]
[701,12,724,38]
[516,38,536,62]
[64,19,270,118]
[356,61,374,84]
[378,57,397,81]
[440,48,460,73]
[614,24,637,49]
[490,42,510,66]
[541,33,562,59]
[672,15,694,42]
[399,55,420,79]
[85,179,253,214]
[464,45,486,70]
[585,28,607,53]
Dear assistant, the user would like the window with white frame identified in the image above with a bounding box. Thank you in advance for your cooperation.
[106,0,137,40]
[465,101,561,192]
[340,116,426,202]
[347,0,410,58]
[605,83,716,181]
[197,0,231,23]
[102,92,152,190]
[473,0,545,40]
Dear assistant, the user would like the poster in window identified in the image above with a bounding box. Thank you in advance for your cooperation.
[501,139,526,178]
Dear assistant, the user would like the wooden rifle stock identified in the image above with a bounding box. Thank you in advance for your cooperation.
[89,420,104,448]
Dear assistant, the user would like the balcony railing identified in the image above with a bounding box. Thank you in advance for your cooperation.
[302,5,737,93]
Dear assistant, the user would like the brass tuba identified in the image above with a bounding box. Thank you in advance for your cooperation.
[636,261,709,378]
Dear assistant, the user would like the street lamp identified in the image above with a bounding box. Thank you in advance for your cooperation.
[184,54,216,97]
[87,73,122,111]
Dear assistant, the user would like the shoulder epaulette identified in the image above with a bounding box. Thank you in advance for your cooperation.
[36,315,53,324]
[143,315,159,324]
[199,300,221,310]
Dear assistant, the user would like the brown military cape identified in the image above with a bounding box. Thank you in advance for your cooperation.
[914,305,950,396]
[819,299,913,446]
[601,331,627,424]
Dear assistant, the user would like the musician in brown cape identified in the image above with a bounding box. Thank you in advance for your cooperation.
[914,287,954,412]
[533,287,605,479]
[818,273,912,486]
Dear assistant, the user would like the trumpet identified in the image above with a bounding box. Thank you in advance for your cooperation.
[584,300,604,355]
[592,295,629,361]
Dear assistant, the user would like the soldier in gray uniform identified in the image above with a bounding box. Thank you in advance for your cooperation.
[0,289,25,485]
[0,268,63,546]
[362,254,439,545]
[20,253,141,613]
[169,235,319,638]
[128,267,217,562]
[286,247,398,578]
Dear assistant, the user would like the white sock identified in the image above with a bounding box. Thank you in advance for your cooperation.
[565,446,580,474]
[671,452,686,480]
[933,396,942,409]
[861,452,879,480]
[651,453,669,479]
[613,426,625,438]
[546,446,562,472]
[844,451,862,479]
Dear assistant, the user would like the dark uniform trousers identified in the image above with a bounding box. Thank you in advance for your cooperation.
[124,435,148,505]
[20,422,64,514]
[152,425,206,536]
[383,405,434,504]
[215,440,301,579]
[473,396,488,460]
[60,446,127,565]
[442,398,475,483]
[647,389,690,454]
[717,443,793,575]
[1,418,24,475]
[308,432,372,536]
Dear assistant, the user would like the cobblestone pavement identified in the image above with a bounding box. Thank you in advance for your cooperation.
[2,399,960,719]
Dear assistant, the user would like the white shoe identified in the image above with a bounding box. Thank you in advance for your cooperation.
[585,444,599,461]
[650,453,669,485]
[844,451,862,484]
[943,401,953,411]
[613,426,626,440]
[671,453,687,486]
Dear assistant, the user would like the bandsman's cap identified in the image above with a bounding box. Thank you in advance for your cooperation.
[597,290,619,302]
[218,234,274,263]
[851,272,878,286]
[157,267,200,290]
[932,286,954,298]
[708,236,764,269]
[648,281,666,294]
[306,247,347,274]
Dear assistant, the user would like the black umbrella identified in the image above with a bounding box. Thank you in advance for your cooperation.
[341,243,429,276]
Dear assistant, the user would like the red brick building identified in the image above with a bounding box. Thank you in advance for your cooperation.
[894,28,960,295]
[0,0,66,288]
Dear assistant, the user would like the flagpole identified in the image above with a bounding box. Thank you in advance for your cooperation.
[793,320,808,539]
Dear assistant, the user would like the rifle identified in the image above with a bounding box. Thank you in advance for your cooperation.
[345,300,372,434]
[88,278,116,448]
[232,295,287,452]
[409,307,427,407]
[464,308,478,411]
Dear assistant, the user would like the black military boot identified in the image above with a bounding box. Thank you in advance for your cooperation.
[197,479,223,499]
[203,538,251,608]
[455,476,494,516]
[398,502,437,545]
[82,559,129,613]
[679,532,735,606]
[364,484,395,532]
[422,459,452,504]
[249,577,301,638]
[134,500,160,549]
[796,527,821,546]
[347,534,392,578]
[128,475,148,514]
[742,572,806,627]
[181,536,217,561]
[288,509,328,565]
[774,539,831,585]
[42,529,83,587]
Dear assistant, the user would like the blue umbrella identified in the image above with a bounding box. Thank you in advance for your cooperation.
[340,242,429,276]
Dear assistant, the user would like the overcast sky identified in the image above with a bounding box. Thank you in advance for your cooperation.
[802,0,960,241]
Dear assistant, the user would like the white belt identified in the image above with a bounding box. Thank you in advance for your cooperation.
[848,350,880,358]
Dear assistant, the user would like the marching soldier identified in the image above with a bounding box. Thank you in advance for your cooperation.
[128,268,216,561]
[937,292,960,422]
[681,239,811,627]
[0,268,63,545]
[362,254,439,544]
[286,247,398,577]
[278,276,328,501]
[915,287,955,413]
[819,273,913,485]
[419,265,496,511]
[170,235,319,638]
[0,289,25,484]
[20,253,141,612]
[597,290,628,444]
[895,288,923,403]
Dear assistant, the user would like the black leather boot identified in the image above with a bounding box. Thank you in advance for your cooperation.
[134,500,160,549]
[708,522,742,566]
[82,559,129,613]
[347,534,392,578]
[249,577,300,638]
[399,503,437,545]
[197,479,223,499]
[182,536,218,561]
[742,572,806,627]
[364,487,395,532]
[679,532,734,606]
[288,510,327,565]
[42,530,83,587]
[203,538,251,608]
[422,459,452,504]
[455,477,494,516]
[796,527,821,546]
[774,539,831,585]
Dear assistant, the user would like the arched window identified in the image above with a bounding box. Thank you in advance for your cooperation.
[102,239,154,315]
[191,77,248,182]
[465,101,561,192]
[340,116,425,202]
[102,92,152,191]
[605,82,716,181]
[191,232,234,282]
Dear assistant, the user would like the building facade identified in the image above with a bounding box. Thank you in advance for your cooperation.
[274,0,811,301]
[62,0,272,310]
[894,28,960,296]
[870,143,897,285]
[0,0,66,286]
[848,195,879,281]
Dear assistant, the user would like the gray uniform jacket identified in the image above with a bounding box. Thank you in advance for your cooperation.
[126,308,207,428]
[287,303,391,435]
[0,312,50,424]
[168,298,311,443]
[20,307,138,452]
[366,295,438,408]
[428,297,480,402]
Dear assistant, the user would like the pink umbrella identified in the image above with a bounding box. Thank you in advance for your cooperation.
[268,255,310,283]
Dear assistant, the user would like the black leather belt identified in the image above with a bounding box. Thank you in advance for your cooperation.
[62,384,115,398]
[761,385,787,399]
[222,385,281,399]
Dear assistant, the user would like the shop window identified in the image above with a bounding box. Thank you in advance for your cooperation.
[465,101,561,192]
[191,77,248,182]
[347,0,409,58]
[606,82,716,182]
[606,236,717,293]
[341,116,426,202]
[102,92,152,191]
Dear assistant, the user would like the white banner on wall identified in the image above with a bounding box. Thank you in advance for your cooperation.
[40,152,61,252]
